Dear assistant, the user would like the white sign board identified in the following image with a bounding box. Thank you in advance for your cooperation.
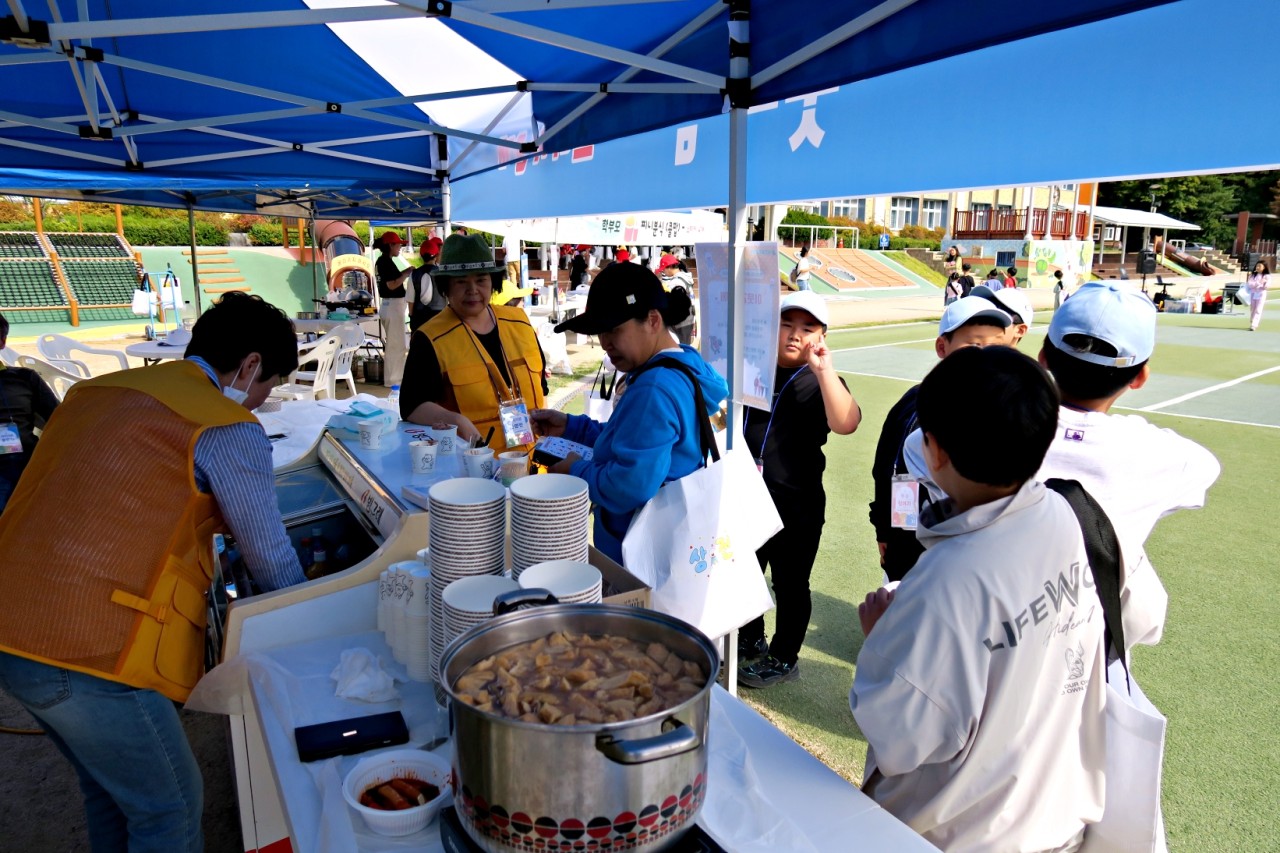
[463,210,724,247]
[695,242,781,412]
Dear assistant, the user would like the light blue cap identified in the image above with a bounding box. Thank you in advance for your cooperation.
[1047,282,1156,367]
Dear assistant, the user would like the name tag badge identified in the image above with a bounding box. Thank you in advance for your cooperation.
[890,475,919,531]
[0,423,22,455]
[499,398,535,448]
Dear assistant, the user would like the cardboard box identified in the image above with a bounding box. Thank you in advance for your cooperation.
[589,545,652,609]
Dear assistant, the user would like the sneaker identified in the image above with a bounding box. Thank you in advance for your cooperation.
[738,636,770,665]
[738,656,800,688]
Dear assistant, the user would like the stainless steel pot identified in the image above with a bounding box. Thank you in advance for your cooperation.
[296,311,319,320]
[440,602,718,853]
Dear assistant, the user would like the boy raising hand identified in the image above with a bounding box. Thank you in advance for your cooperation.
[739,291,861,688]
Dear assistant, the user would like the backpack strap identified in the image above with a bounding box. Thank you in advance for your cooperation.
[1044,478,1130,686]
[627,356,720,465]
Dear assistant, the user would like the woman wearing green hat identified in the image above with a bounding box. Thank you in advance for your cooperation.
[399,234,548,452]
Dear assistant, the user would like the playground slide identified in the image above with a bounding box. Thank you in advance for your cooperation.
[315,220,373,292]
[1155,239,1215,275]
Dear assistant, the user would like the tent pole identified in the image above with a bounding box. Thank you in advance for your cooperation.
[441,174,452,236]
[310,208,320,303]
[726,2,749,454]
[188,204,202,317]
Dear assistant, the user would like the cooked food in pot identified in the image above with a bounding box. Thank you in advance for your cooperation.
[359,776,441,810]
[453,630,706,725]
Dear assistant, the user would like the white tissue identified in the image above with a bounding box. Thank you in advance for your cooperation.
[329,648,400,703]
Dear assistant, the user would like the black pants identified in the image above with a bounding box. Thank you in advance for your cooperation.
[739,502,824,666]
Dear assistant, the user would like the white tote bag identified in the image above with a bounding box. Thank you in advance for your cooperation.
[1046,479,1167,853]
[620,358,780,639]
[131,288,155,316]
[1081,660,1168,853]
[584,359,618,422]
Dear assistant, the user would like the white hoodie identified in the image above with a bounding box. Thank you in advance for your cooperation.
[901,406,1219,649]
[851,480,1106,853]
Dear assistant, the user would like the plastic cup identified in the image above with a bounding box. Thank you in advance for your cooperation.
[431,424,458,455]
[358,419,382,450]
[462,447,495,479]
[409,440,439,474]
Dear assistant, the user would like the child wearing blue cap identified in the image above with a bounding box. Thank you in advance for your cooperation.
[1037,282,1219,649]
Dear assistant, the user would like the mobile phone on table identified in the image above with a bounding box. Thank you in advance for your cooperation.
[294,710,409,762]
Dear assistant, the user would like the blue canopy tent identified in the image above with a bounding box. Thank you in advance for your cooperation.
[0,0,1182,395]
[451,0,1280,219]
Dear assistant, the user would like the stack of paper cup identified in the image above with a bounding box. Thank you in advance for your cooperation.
[377,568,391,634]
[386,560,424,663]
[427,478,507,684]
[403,565,433,682]
[510,474,590,579]
[442,576,520,657]
[518,560,602,604]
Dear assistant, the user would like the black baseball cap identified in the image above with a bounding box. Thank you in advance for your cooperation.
[554,262,667,335]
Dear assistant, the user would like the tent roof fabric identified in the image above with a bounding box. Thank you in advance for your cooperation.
[1091,206,1201,231]
[0,0,1178,218]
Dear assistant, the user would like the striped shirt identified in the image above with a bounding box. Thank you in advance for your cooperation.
[189,358,305,591]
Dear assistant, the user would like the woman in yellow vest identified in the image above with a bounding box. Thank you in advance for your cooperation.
[400,234,548,453]
[0,292,307,852]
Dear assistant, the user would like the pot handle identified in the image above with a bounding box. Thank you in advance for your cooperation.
[492,588,560,616]
[596,720,700,765]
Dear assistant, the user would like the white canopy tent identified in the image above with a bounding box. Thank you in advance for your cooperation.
[1091,205,1200,267]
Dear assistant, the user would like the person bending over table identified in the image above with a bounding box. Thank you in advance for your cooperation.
[530,262,728,564]
[400,234,548,453]
[0,291,308,853]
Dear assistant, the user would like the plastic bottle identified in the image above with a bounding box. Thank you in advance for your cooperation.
[386,384,401,412]
[299,537,314,577]
[308,527,329,579]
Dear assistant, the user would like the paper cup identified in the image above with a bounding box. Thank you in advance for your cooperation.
[409,440,439,474]
[431,424,458,455]
[358,419,382,450]
[462,447,496,479]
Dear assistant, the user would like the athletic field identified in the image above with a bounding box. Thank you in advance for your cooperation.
[741,309,1279,851]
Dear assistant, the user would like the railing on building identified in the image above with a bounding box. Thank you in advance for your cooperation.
[953,209,1090,241]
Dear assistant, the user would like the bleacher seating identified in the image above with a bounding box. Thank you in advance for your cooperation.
[46,232,129,258]
[0,259,72,323]
[0,232,45,258]
[61,258,141,321]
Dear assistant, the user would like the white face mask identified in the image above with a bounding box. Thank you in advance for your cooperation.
[222,361,260,405]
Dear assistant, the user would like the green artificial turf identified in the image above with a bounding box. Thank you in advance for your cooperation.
[735,323,1280,851]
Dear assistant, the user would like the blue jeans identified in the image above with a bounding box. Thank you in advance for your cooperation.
[0,652,203,853]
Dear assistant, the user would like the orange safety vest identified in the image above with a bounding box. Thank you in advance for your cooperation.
[418,305,546,453]
[0,360,257,702]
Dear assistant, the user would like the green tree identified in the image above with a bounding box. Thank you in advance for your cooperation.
[778,208,833,242]
[1098,172,1280,249]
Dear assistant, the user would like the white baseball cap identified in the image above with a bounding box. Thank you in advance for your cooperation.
[1048,282,1156,367]
[780,290,829,326]
[972,284,1033,326]
[939,295,1011,336]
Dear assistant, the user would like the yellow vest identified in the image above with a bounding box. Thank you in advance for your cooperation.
[0,360,256,702]
[419,305,546,453]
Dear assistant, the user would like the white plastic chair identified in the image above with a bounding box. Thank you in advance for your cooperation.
[296,324,363,398]
[271,333,341,401]
[0,346,20,367]
[16,354,83,400]
[36,333,129,378]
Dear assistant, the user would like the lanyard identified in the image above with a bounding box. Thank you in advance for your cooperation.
[750,365,807,464]
[461,307,520,404]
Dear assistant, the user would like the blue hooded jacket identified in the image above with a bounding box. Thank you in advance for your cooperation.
[565,345,728,563]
